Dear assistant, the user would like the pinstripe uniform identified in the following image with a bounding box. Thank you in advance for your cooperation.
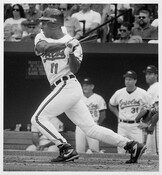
[31,31,133,151]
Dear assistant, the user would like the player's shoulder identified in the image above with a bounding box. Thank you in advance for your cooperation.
[117,87,126,93]
[111,87,125,97]
[136,87,149,96]
[34,31,45,44]
[152,82,159,88]
[136,87,147,92]
[148,82,159,91]
[93,93,104,99]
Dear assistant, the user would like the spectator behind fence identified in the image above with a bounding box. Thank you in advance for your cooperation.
[72,4,101,36]
[4,24,17,41]
[101,4,129,42]
[21,19,41,42]
[4,4,26,41]
[131,9,158,43]
[59,4,82,40]
[113,22,143,43]
[25,4,42,21]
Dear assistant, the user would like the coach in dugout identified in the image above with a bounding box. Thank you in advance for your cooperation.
[108,70,153,154]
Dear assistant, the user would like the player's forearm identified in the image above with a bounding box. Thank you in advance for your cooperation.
[150,113,158,127]
[98,110,106,125]
[37,41,65,54]
[135,110,149,122]
[44,43,66,53]
[69,53,81,73]
[108,103,119,118]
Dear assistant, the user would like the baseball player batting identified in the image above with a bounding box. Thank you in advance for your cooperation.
[31,8,146,163]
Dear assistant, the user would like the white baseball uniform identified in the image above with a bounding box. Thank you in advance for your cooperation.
[27,117,63,152]
[75,93,107,153]
[109,87,153,153]
[31,31,132,151]
[145,82,159,155]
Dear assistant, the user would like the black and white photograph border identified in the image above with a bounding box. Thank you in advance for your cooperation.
[2,0,161,174]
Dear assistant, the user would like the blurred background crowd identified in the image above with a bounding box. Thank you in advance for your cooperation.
[4,3,158,43]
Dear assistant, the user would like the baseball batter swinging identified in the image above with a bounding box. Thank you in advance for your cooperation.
[31,8,147,163]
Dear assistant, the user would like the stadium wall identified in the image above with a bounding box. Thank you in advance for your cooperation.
[4,42,158,132]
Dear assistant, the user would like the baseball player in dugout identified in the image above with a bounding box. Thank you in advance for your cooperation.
[31,7,147,163]
[135,65,159,155]
[75,78,107,153]
[109,71,153,154]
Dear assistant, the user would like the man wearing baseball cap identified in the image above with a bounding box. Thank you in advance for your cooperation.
[142,65,159,155]
[123,70,137,80]
[143,65,158,74]
[109,70,152,157]
[75,77,107,154]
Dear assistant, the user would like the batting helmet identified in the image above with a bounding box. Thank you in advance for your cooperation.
[39,8,64,26]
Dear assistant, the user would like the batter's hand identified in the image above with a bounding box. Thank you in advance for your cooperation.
[65,38,79,53]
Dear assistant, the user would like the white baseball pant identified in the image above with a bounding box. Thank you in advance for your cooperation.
[31,78,130,148]
[117,122,143,154]
[75,126,99,153]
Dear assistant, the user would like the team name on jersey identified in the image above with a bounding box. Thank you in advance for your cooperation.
[87,103,98,110]
[119,99,144,109]
[43,50,65,63]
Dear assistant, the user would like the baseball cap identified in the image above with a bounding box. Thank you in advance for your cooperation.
[21,19,40,26]
[143,65,158,74]
[82,78,94,85]
[123,70,137,79]
[39,8,64,26]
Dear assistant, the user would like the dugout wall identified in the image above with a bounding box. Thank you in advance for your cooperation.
[4,42,158,131]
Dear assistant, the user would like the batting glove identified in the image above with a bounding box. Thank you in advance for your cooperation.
[65,38,79,53]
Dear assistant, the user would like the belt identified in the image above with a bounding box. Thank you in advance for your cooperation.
[51,74,75,90]
[119,119,139,124]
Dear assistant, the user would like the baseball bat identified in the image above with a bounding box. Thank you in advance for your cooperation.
[78,33,98,43]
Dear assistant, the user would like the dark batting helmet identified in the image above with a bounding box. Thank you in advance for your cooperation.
[39,8,64,27]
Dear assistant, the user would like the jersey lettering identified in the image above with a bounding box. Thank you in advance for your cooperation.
[51,63,58,74]
[43,50,65,63]
[131,107,139,114]
[119,99,144,109]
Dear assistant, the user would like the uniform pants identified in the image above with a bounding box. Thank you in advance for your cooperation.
[117,122,143,154]
[31,78,130,148]
[145,122,159,155]
[75,126,99,153]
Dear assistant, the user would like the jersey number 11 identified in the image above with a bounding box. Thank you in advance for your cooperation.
[51,63,58,74]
